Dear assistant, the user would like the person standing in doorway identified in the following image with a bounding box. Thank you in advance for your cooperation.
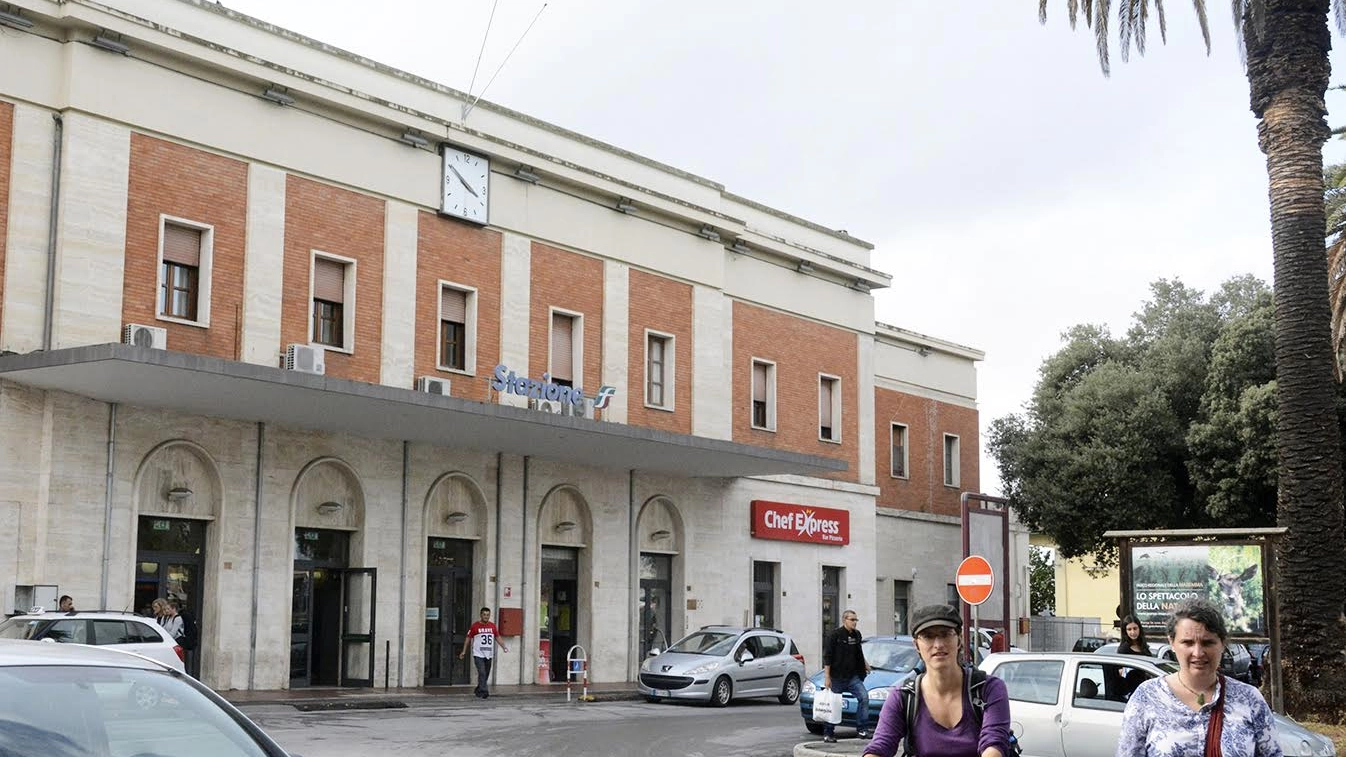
[822,609,871,743]
[58,595,75,613]
[459,607,508,698]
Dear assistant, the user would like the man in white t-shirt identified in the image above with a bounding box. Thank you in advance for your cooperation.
[459,607,508,698]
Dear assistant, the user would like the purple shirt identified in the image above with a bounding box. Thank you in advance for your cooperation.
[866,673,1011,757]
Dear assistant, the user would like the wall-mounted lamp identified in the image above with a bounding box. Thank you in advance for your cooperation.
[398,129,431,148]
[91,32,129,55]
[316,501,344,515]
[615,198,635,214]
[649,529,672,541]
[445,511,469,524]
[514,166,540,184]
[165,486,193,503]
[850,279,873,293]
[0,8,34,29]
[731,239,750,254]
[917,346,931,357]
[697,225,721,243]
[554,520,578,533]
[796,260,815,274]
[262,87,296,107]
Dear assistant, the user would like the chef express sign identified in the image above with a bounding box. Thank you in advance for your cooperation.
[750,500,849,546]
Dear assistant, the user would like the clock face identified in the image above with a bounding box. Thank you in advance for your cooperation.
[441,147,490,223]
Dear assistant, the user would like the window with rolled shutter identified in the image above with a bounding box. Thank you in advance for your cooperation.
[440,287,468,370]
[162,224,201,267]
[313,258,345,303]
[159,223,202,320]
[751,361,771,429]
[819,378,835,439]
[551,313,575,383]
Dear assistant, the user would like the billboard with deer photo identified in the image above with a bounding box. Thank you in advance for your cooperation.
[1129,543,1266,636]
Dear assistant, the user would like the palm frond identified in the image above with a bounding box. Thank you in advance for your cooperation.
[1119,1,1136,61]
[1329,235,1346,380]
[1156,0,1168,43]
[1336,0,1346,35]
[1079,0,1090,28]
[1138,0,1150,55]
[1191,0,1212,52]
[1095,0,1113,76]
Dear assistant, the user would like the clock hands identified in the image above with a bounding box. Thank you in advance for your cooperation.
[447,164,480,199]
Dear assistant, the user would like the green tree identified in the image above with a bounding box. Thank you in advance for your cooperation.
[1029,545,1056,616]
[1040,1,1346,718]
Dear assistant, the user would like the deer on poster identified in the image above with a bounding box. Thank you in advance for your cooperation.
[1208,564,1259,632]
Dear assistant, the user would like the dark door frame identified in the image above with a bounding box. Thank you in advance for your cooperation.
[339,567,377,687]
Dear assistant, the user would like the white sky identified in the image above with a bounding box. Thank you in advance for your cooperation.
[219,0,1346,494]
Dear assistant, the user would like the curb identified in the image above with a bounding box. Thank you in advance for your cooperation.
[793,738,871,757]
[226,688,646,710]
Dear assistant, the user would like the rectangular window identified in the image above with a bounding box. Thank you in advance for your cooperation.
[944,434,961,487]
[751,359,776,430]
[893,581,911,635]
[157,220,211,324]
[550,311,579,387]
[819,375,841,442]
[752,561,778,629]
[439,285,472,372]
[891,423,909,478]
[820,566,842,641]
[646,332,674,410]
[311,256,350,349]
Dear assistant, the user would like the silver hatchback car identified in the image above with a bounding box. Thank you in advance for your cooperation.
[638,625,806,706]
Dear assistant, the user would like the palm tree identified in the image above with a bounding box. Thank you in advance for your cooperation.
[1040,0,1346,719]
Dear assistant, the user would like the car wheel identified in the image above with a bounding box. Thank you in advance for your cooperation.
[645,696,661,704]
[778,674,801,705]
[805,721,824,735]
[709,676,732,707]
[130,683,161,710]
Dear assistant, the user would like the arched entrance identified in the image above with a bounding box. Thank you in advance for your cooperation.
[537,485,591,681]
[423,473,487,686]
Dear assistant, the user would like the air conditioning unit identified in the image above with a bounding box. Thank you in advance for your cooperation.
[561,399,594,419]
[416,376,451,395]
[285,343,326,375]
[122,323,167,350]
[530,398,562,414]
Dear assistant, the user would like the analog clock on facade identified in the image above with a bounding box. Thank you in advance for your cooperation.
[441,146,490,223]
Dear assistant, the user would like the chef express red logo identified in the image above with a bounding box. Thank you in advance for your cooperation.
[750,500,849,546]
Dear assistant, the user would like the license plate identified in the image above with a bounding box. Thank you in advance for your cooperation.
[657,689,670,697]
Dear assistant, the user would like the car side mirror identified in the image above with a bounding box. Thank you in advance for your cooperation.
[738,650,755,664]
[646,648,661,657]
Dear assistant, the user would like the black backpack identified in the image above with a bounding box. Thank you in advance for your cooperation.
[900,667,1021,757]
[179,611,199,651]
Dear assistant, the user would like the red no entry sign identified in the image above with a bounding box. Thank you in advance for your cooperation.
[956,555,994,606]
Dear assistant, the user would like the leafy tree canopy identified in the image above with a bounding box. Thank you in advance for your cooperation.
[990,276,1281,562]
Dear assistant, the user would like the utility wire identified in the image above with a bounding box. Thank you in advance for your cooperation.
[464,0,499,106]
[462,2,547,121]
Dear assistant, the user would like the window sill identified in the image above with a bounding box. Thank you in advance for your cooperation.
[890,474,910,481]
[943,483,961,489]
[750,424,776,433]
[316,344,352,355]
[644,402,675,413]
[437,366,476,377]
[156,315,209,329]
[818,437,842,445]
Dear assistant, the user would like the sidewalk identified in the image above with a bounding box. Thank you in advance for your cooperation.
[221,681,645,710]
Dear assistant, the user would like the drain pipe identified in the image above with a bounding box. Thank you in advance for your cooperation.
[247,422,265,689]
[98,403,117,609]
[519,455,529,685]
[397,440,409,688]
[493,452,502,666]
[628,469,636,680]
[43,114,63,351]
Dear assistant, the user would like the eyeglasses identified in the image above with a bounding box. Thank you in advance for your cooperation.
[843,616,858,622]
[916,628,958,642]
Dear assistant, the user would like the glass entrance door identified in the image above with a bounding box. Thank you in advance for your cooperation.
[540,546,579,682]
[424,538,473,685]
[639,553,671,657]
[291,529,350,687]
[340,568,376,687]
[134,517,205,677]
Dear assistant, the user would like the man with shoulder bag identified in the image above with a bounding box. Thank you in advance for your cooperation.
[821,609,871,743]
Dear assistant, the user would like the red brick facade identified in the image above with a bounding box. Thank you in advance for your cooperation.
[731,301,858,481]
[415,211,502,399]
[626,269,693,434]
[282,175,385,383]
[122,134,248,359]
[0,101,10,339]
[873,386,980,517]
[528,242,604,397]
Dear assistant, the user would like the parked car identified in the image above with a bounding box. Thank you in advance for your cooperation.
[974,627,1026,654]
[979,651,1334,757]
[0,609,185,672]
[0,638,292,756]
[1092,641,1253,683]
[1070,636,1112,653]
[799,635,921,735]
[638,625,805,706]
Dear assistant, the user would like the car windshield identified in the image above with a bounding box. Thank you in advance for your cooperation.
[666,631,739,656]
[0,665,274,757]
[0,619,42,641]
[863,639,920,672]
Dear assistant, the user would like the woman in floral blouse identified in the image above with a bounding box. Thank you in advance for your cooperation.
[1116,599,1280,757]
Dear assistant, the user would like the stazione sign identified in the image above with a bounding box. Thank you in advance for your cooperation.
[749,500,849,546]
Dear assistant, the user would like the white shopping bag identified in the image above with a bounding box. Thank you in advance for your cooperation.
[812,688,844,724]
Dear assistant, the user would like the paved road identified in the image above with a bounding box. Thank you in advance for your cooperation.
[244,696,836,757]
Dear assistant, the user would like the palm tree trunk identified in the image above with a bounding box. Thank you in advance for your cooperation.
[1245,0,1346,719]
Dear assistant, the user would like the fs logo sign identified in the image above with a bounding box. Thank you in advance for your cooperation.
[750,500,849,546]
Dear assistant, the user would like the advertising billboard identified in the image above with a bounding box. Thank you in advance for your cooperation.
[1129,543,1266,636]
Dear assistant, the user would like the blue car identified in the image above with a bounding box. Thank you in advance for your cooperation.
[799,635,920,734]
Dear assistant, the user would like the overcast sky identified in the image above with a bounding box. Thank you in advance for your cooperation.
[219,0,1346,494]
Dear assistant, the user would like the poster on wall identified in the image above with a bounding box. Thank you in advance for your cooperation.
[1129,543,1266,636]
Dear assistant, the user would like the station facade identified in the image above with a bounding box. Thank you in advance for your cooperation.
[0,0,1002,691]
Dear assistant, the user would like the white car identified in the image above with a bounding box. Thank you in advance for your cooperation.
[979,651,1334,757]
[0,609,186,672]
[0,639,291,755]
